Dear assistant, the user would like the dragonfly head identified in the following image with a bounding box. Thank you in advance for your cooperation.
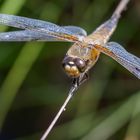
[62,56,87,78]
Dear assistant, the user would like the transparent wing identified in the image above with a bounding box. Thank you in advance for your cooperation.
[62,26,87,36]
[0,14,86,42]
[96,42,140,79]
[0,30,70,41]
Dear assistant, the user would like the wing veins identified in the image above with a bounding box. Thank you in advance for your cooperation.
[95,42,140,79]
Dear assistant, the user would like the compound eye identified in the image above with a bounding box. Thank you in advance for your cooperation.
[62,56,80,78]
[74,58,86,72]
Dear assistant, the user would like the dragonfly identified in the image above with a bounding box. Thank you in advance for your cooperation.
[0,3,139,87]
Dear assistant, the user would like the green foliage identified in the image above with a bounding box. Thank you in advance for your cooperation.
[0,0,140,140]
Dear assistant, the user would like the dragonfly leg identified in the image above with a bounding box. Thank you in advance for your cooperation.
[72,72,88,87]
[79,72,88,86]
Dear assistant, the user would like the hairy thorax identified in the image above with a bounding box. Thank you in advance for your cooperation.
[67,42,100,70]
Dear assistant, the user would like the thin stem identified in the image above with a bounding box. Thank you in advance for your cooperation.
[40,85,78,140]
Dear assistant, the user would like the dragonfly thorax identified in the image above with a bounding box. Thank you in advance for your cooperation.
[67,43,92,60]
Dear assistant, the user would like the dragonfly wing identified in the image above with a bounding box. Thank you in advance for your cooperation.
[62,26,87,36]
[0,30,70,41]
[97,42,140,79]
[0,14,85,42]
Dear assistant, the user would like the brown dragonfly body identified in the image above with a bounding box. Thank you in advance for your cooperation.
[0,1,139,84]
[64,16,118,79]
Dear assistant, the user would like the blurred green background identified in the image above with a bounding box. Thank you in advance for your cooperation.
[0,0,140,140]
